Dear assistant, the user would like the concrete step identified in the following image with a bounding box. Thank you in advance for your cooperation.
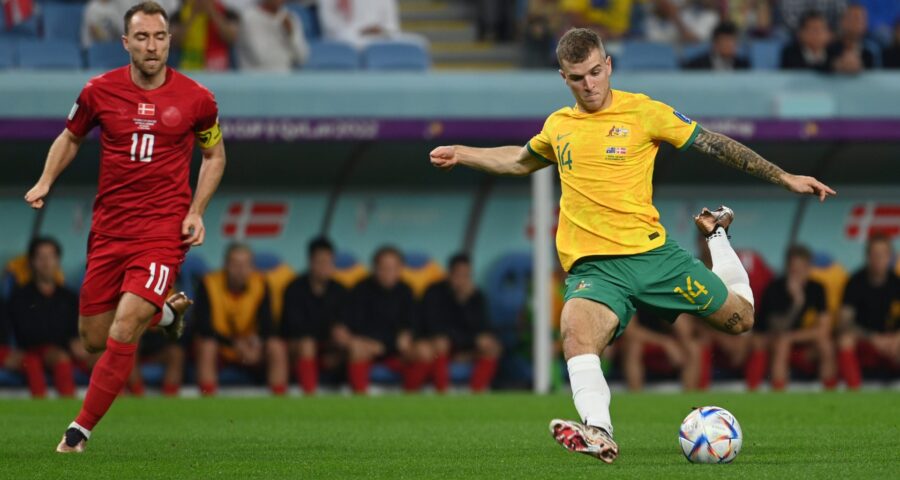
[430,42,522,63]
[399,1,473,21]
[432,61,520,71]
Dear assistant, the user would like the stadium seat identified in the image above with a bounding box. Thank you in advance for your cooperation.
[615,42,677,70]
[400,251,445,298]
[332,251,369,289]
[177,253,210,300]
[809,252,849,317]
[86,41,128,69]
[253,251,283,272]
[680,42,709,64]
[305,40,359,70]
[286,4,320,40]
[485,252,532,349]
[42,3,84,43]
[749,39,783,70]
[16,40,82,69]
[362,41,430,71]
[0,39,14,68]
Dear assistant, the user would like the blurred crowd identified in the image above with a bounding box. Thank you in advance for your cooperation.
[522,0,900,72]
[1,231,898,397]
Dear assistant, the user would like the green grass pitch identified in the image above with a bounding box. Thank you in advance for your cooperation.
[1,392,897,479]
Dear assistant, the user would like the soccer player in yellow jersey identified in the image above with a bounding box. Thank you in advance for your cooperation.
[429,28,835,464]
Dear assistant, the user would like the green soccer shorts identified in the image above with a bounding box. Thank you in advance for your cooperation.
[563,236,729,340]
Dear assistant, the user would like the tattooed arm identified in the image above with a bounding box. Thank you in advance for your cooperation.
[691,127,836,201]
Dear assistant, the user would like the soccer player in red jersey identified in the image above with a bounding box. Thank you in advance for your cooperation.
[23,2,227,453]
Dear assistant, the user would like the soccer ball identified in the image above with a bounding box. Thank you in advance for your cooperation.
[678,406,742,464]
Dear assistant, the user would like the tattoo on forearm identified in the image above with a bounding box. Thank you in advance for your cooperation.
[691,127,787,187]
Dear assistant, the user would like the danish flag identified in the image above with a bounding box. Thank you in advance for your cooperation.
[138,103,156,116]
[222,201,289,239]
[846,203,900,240]
[2,0,34,29]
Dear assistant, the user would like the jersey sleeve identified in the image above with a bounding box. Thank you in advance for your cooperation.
[65,83,99,137]
[193,88,222,149]
[526,117,557,165]
[640,98,701,151]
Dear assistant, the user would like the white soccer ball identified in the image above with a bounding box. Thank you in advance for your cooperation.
[678,406,742,464]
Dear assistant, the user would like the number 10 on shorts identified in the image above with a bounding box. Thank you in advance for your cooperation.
[145,262,170,295]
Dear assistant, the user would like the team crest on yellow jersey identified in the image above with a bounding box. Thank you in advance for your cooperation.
[607,126,630,138]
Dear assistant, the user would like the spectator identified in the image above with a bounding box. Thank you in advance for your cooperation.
[522,0,563,69]
[620,312,702,391]
[780,10,832,71]
[236,0,309,71]
[561,0,635,40]
[420,253,501,393]
[128,331,186,396]
[0,298,23,373]
[683,21,750,70]
[827,3,876,74]
[345,246,430,394]
[779,0,847,31]
[171,0,239,71]
[7,238,78,398]
[837,234,900,388]
[854,0,900,42]
[81,0,125,48]
[194,243,288,395]
[644,0,721,45]
[281,237,350,395]
[758,245,837,390]
[885,20,900,68]
[473,0,517,42]
[720,0,773,38]
[318,0,421,49]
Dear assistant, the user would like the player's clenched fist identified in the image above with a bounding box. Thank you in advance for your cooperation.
[24,183,50,209]
[429,145,458,171]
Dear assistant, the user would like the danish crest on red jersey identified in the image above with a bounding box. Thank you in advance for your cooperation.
[137,103,156,116]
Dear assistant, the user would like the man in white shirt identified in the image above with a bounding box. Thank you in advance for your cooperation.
[81,0,180,48]
[318,0,420,49]
[236,0,309,71]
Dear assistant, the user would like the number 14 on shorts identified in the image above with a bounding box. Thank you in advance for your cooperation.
[145,262,170,295]
[674,276,709,305]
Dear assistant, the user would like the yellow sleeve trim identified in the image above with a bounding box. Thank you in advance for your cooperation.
[196,122,223,149]
[678,123,701,152]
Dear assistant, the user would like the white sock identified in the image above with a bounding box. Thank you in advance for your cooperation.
[567,354,613,435]
[69,421,91,440]
[707,227,754,308]
[158,303,175,327]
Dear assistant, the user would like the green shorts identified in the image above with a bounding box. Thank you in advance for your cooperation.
[564,236,728,340]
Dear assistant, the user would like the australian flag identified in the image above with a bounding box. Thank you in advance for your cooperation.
[606,147,627,154]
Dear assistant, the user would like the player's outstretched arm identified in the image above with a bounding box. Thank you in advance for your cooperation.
[429,145,548,176]
[691,127,836,201]
[183,140,227,246]
[24,129,84,209]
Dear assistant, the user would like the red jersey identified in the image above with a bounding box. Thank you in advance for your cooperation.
[66,66,221,240]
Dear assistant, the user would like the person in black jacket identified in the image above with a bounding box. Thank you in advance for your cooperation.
[281,237,349,394]
[421,253,501,393]
[345,246,430,394]
[884,21,900,68]
[683,22,750,71]
[7,237,79,398]
[827,4,876,74]
[758,245,836,390]
[780,10,832,71]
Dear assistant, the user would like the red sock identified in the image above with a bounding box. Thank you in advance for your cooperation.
[199,382,218,396]
[0,346,9,365]
[53,360,76,397]
[348,361,370,394]
[128,376,145,397]
[296,358,318,394]
[74,338,137,431]
[271,384,287,396]
[745,350,767,391]
[823,377,838,390]
[772,378,786,391]
[149,311,162,328]
[838,348,862,390]
[162,382,180,396]
[699,345,713,390]
[22,351,47,398]
[403,362,430,392]
[470,358,498,392]
[433,354,450,393]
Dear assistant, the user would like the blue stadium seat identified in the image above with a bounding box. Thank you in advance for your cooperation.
[615,41,677,70]
[86,41,128,69]
[177,253,210,300]
[286,4,320,40]
[305,40,358,70]
[0,39,14,68]
[680,42,709,64]
[865,40,883,68]
[750,39,782,70]
[363,41,430,71]
[253,251,283,272]
[42,3,84,43]
[16,40,82,69]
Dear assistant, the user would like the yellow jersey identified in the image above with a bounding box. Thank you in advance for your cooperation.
[527,89,700,271]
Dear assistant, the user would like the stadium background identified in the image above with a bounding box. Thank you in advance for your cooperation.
[1,0,899,393]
